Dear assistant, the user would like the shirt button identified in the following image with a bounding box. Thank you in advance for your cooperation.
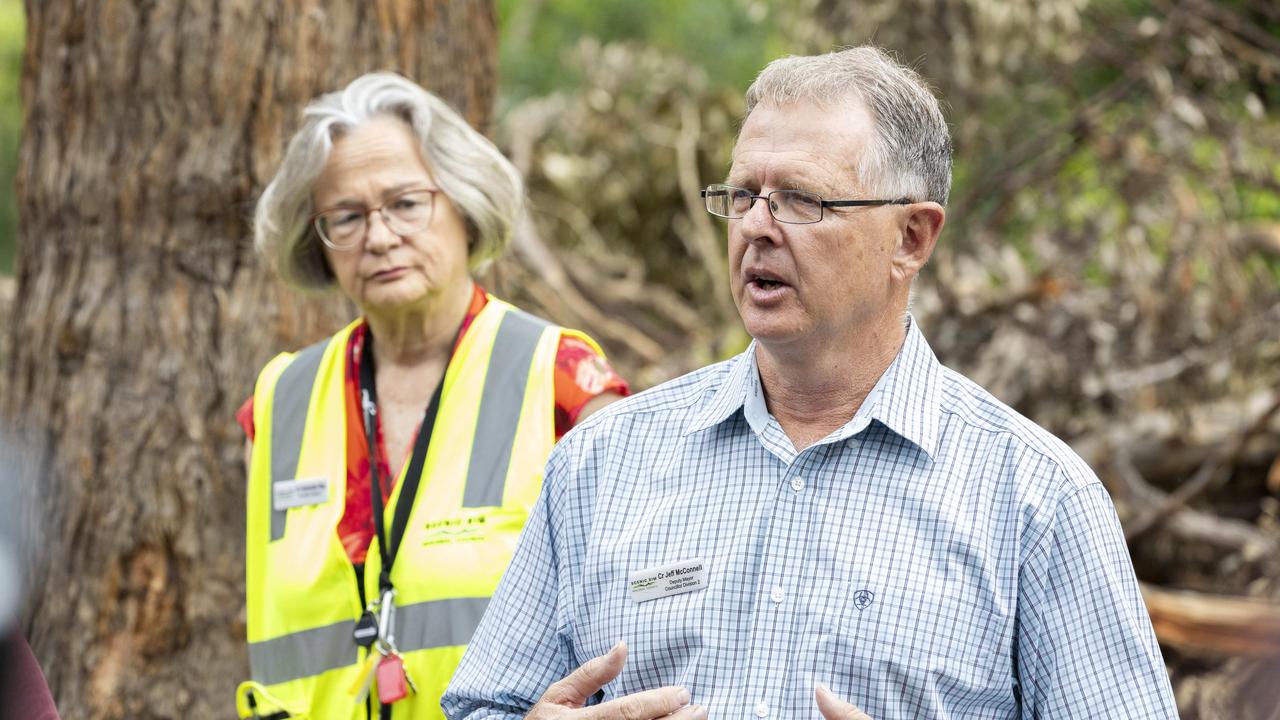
[790,475,805,492]
[769,585,784,603]
[755,702,769,718]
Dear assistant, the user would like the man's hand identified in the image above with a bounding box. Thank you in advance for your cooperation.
[527,642,705,720]
[815,684,872,720]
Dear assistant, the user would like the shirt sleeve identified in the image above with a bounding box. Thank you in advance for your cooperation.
[236,396,255,442]
[553,335,629,439]
[1015,481,1178,719]
[442,445,578,718]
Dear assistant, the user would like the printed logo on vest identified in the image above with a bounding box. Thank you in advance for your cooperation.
[420,509,527,546]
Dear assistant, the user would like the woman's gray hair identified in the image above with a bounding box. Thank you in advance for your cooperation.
[744,46,952,206]
[255,72,523,290]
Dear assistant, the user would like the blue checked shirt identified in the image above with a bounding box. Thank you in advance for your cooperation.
[443,318,1177,719]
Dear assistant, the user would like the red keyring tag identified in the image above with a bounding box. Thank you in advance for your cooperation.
[376,653,409,704]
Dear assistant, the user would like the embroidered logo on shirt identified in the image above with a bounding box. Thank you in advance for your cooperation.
[853,589,875,610]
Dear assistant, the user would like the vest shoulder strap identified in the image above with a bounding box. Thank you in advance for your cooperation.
[460,301,556,508]
[255,324,357,543]
[265,339,329,541]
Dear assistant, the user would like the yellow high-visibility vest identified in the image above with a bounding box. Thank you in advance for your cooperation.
[241,297,599,719]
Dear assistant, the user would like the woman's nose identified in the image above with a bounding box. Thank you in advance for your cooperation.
[363,211,399,252]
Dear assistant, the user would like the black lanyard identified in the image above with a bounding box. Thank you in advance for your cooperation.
[358,329,451,594]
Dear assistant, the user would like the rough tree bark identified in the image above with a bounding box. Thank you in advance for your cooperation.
[3,2,496,717]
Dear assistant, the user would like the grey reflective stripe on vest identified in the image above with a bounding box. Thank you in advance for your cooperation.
[461,309,550,508]
[397,596,490,652]
[269,340,328,541]
[249,618,356,687]
[247,597,489,686]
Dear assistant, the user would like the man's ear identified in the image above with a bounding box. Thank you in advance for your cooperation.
[892,202,945,282]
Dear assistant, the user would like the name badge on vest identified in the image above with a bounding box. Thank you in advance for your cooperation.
[629,558,707,603]
[273,477,330,510]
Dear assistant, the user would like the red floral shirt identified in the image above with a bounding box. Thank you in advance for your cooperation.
[237,286,629,564]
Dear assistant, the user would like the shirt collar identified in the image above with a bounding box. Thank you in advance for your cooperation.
[684,339,758,436]
[853,316,941,460]
[683,316,942,461]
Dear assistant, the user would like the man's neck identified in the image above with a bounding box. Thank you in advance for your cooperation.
[756,313,907,451]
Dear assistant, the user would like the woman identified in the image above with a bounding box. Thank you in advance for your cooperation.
[235,73,627,720]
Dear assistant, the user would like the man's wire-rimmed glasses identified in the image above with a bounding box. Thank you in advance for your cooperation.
[701,183,911,225]
[311,187,440,250]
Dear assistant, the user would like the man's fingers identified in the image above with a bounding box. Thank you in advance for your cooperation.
[815,683,873,720]
[581,686,691,720]
[541,641,629,707]
[661,700,707,720]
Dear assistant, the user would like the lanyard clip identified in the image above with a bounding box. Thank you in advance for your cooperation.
[376,587,397,651]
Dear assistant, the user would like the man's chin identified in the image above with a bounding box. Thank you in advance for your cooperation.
[742,320,808,349]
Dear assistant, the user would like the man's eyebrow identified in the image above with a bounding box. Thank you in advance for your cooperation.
[776,178,817,192]
[723,176,826,195]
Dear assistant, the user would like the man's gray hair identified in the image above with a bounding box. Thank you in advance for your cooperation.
[744,46,952,206]
[255,72,522,290]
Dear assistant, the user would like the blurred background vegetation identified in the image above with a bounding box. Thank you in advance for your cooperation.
[2,0,1279,716]
[497,0,782,105]
[0,0,21,275]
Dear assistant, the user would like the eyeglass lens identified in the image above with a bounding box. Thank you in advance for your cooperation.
[703,184,823,224]
[316,190,436,248]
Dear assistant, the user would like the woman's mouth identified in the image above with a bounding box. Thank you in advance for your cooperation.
[370,267,408,281]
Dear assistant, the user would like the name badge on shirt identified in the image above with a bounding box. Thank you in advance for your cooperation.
[273,477,330,510]
[629,558,708,603]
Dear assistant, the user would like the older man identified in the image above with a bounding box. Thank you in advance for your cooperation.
[443,47,1177,720]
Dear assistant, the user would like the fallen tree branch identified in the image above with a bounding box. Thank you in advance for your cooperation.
[1073,391,1280,485]
[1109,447,1278,557]
[1142,582,1280,657]
[1126,393,1280,541]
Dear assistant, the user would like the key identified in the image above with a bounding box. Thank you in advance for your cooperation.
[376,652,409,704]
[402,661,418,695]
[348,648,382,703]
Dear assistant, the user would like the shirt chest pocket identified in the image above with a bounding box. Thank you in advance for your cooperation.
[813,583,1005,689]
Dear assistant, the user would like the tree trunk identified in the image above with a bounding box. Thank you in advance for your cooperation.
[4,2,496,717]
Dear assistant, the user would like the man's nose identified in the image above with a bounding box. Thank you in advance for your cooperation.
[737,196,780,241]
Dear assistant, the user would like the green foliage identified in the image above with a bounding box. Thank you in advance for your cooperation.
[497,0,779,109]
[0,0,20,275]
